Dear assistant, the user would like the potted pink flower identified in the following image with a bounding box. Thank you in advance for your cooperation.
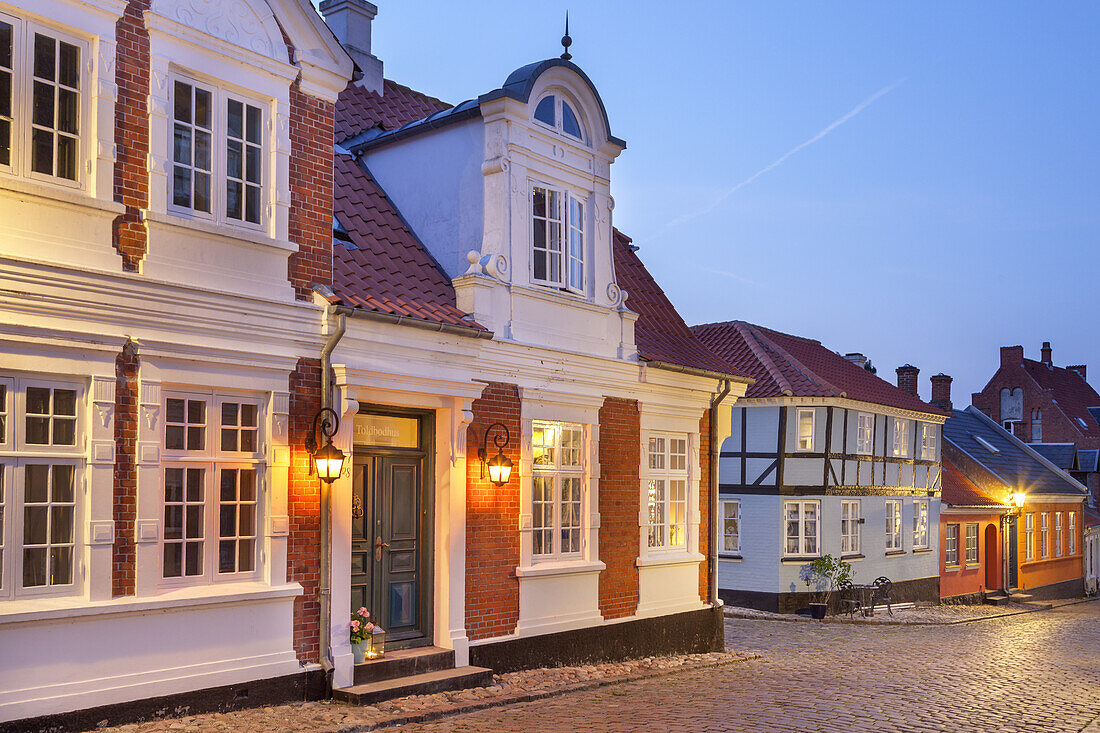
[349,607,374,664]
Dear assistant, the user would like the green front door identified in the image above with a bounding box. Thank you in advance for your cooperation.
[350,412,432,649]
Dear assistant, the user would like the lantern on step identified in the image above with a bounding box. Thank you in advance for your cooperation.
[366,625,386,659]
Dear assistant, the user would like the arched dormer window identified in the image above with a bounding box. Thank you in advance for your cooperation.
[532,94,584,141]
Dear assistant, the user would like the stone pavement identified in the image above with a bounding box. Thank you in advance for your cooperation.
[395,600,1100,733]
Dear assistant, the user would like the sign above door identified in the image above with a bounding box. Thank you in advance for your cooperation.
[354,414,419,449]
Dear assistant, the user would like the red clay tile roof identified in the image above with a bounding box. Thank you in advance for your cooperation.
[332,153,484,330]
[941,458,1002,507]
[335,80,450,143]
[613,230,748,379]
[692,320,944,415]
[1021,359,1100,437]
[1085,506,1100,528]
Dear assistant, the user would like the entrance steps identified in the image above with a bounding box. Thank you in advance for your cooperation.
[334,646,494,706]
[984,592,1010,606]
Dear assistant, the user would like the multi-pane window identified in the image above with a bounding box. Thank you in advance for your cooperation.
[919,423,936,460]
[531,185,585,292]
[0,377,83,600]
[856,412,873,455]
[945,524,959,566]
[784,501,819,556]
[1031,409,1042,441]
[0,19,12,168]
[169,78,265,226]
[1025,512,1034,561]
[965,523,979,564]
[796,408,814,451]
[885,499,902,551]
[531,420,584,559]
[1069,512,1077,554]
[161,391,264,583]
[1055,512,1063,557]
[1040,513,1049,559]
[721,500,740,553]
[912,499,930,549]
[841,500,860,555]
[892,420,910,457]
[646,434,688,550]
[533,94,584,140]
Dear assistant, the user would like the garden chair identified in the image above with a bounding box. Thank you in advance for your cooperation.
[871,576,893,616]
[837,579,861,619]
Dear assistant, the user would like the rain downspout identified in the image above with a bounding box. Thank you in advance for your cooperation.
[319,311,346,676]
[708,378,732,606]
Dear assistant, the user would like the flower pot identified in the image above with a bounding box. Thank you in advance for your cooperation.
[809,603,828,620]
[352,640,369,664]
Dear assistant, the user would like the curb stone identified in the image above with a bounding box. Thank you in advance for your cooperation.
[331,654,761,733]
[721,600,1089,626]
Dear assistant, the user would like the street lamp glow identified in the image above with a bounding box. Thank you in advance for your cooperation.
[1012,492,1026,509]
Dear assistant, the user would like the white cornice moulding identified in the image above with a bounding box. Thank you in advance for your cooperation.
[734,396,948,424]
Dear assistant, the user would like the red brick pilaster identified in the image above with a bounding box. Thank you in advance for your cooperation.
[698,409,712,602]
[465,383,521,641]
[112,0,151,271]
[288,358,322,662]
[112,340,139,597]
[597,397,640,619]
[287,82,336,300]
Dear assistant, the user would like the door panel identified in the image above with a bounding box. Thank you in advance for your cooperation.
[350,461,371,613]
[1007,516,1019,589]
[379,456,422,641]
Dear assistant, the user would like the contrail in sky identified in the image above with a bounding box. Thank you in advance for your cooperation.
[668,78,907,228]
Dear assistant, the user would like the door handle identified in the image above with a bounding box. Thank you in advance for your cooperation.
[374,536,389,562]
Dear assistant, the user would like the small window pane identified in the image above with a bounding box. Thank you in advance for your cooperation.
[195,88,211,128]
[246,104,261,143]
[33,34,55,81]
[227,99,243,138]
[53,390,76,416]
[56,135,77,180]
[31,128,53,174]
[58,42,79,89]
[562,102,581,138]
[534,95,555,126]
[174,81,191,122]
[0,21,11,69]
[32,80,53,127]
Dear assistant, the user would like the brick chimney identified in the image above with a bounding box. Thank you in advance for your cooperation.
[1041,341,1052,367]
[930,373,953,412]
[320,0,384,93]
[1068,364,1087,381]
[896,364,919,396]
[1000,345,1024,368]
[844,353,867,368]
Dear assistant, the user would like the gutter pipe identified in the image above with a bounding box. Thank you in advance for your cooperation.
[708,378,732,606]
[331,305,494,340]
[318,311,346,677]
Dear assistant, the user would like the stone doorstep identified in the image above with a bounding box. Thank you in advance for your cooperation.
[334,666,494,706]
[326,654,758,733]
[352,646,456,685]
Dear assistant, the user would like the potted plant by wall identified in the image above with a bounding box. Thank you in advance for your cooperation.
[350,607,374,664]
[801,555,853,620]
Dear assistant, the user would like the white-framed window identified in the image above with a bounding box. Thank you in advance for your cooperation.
[841,499,860,555]
[169,75,266,228]
[885,499,902,551]
[721,499,740,554]
[1031,409,1042,441]
[856,412,873,455]
[796,408,815,452]
[0,376,85,600]
[912,499,930,549]
[919,423,936,460]
[531,420,584,560]
[1040,513,1049,559]
[892,419,910,457]
[1025,512,1034,561]
[646,434,688,550]
[531,184,585,292]
[532,93,584,141]
[160,390,264,584]
[1055,511,1063,557]
[945,523,959,566]
[0,14,86,186]
[1069,512,1077,554]
[784,500,819,556]
[965,523,979,564]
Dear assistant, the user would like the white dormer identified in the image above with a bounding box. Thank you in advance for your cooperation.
[355,58,634,359]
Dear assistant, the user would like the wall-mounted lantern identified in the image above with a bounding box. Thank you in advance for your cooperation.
[307,407,346,484]
[478,422,513,487]
[1011,492,1026,512]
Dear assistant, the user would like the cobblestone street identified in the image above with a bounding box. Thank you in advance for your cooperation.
[396,601,1100,733]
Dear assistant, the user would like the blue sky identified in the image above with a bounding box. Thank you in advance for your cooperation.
[326,1,1100,403]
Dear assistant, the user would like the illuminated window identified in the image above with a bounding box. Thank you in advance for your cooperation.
[885,499,902,551]
[919,423,936,460]
[169,76,266,227]
[646,433,689,550]
[721,500,740,553]
[796,408,815,451]
[945,524,959,566]
[965,523,979,564]
[1069,512,1077,554]
[841,500,860,555]
[531,420,584,559]
[892,419,910,457]
[856,412,873,455]
[1024,513,1034,561]
[784,501,819,556]
[531,184,585,292]
[1055,512,1063,557]
[1040,513,1049,559]
[913,499,930,549]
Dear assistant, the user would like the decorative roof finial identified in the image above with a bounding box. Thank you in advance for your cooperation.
[561,12,572,60]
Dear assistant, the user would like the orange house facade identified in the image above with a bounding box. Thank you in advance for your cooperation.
[942,406,1087,601]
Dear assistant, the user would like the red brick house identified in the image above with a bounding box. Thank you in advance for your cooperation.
[972,342,1100,504]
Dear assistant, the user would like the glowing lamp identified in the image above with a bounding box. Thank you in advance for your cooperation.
[366,625,386,659]
[1012,493,1026,510]
[478,422,513,487]
[306,407,346,485]
[314,440,346,483]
